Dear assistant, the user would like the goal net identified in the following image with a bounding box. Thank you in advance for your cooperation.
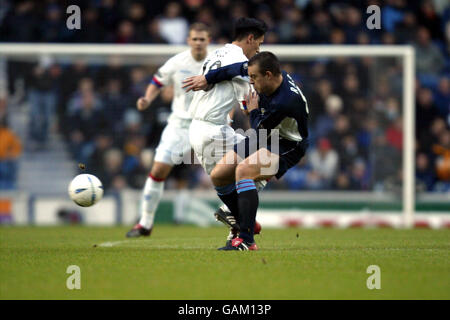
[1,44,448,228]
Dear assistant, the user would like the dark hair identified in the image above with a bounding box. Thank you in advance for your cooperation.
[189,22,210,35]
[248,51,281,76]
[233,17,267,41]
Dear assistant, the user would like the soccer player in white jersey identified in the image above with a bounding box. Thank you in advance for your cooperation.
[126,23,211,237]
[186,18,267,245]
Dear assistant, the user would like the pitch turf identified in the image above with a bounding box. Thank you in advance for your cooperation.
[0,225,449,300]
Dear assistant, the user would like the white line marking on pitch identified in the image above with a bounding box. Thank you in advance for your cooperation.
[96,240,204,249]
[98,240,131,247]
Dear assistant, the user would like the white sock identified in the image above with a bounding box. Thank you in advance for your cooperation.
[138,176,164,229]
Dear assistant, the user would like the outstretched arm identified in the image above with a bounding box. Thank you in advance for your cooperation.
[182,62,248,92]
[136,83,161,111]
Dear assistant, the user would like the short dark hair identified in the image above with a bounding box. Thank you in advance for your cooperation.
[189,22,210,35]
[233,17,267,41]
[248,51,281,76]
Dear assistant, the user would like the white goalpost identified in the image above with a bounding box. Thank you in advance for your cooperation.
[0,44,416,228]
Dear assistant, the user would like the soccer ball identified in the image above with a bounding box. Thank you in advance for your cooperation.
[68,174,104,207]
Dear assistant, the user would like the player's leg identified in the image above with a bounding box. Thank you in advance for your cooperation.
[190,121,244,241]
[135,161,173,230]
[127,122,187,238]
[210,139,265,242]
[220,148,278,250]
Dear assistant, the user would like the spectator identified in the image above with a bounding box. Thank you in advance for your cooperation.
[40,4,65,43]
[126,149,154,189]
[158,2,189,44]
[338,135,361,172]
[1,1,38,42]
[114,20,137,44]
[95,56,129,92]
[371,131,401,191]
[122,132,147,176]
[415,87,441,151]
[349,158,370,190]
[332,171,352,190]
[416,152,436,191]
[0,116,22,190]
[66,78,101,116]
[328,114,353,150]
[281,158,311,190]
[308,138,339,188]
[73,7,107,43]
[413,27,445,84]
[126,2,148,40]
[314,94,342,139]
[87,133,114,175]
[27,58,61,151]
[102,79,128,134]
[417,0,444,39]
[97,148,128,191]
[382,0,406,33]
[342,6,363,44]
[385,117,403,151]
[310,10,331,43]
[394,11,418,44]
[434,76,450,118]
[432,130,450,182]
[142,19,169,43]
[67,91,108,163]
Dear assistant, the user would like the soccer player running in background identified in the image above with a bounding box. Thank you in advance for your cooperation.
[186,17,267,246]
[185,52,309,250]
[126,23,211,237]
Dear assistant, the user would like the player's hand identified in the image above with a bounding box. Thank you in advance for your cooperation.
[182,75,208,92]
[136,97,150,111]
[246,90,259,113]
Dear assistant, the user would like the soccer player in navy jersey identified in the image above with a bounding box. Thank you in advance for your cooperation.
[183,52,309,250]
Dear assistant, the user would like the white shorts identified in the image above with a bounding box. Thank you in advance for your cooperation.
[189,119,245,175]
[154,118,192,165]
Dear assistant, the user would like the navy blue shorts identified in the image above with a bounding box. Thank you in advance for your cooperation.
[233,135,309,179]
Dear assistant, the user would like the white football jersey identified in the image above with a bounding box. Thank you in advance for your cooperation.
[189,44,250,125]
[152,50,205,121]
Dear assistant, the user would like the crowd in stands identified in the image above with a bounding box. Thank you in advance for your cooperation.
[0,0,448,192]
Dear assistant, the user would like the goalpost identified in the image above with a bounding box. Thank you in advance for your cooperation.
[0,44,415,228]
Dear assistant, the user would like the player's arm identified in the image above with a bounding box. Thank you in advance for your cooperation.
[248,94,308,135]
[138,59,174,111]
[245,91,285,130]
[205,62,248,84]
[136,82,162,111]
[182,62,248,92]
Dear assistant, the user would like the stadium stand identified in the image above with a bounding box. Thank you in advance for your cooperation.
[0,0,448,193]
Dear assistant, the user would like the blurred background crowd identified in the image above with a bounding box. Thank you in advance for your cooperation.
[0,0,448,193]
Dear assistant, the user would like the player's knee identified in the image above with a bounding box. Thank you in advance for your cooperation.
[210,169,222,186]
[211,166,230,186]
[150,163,171,180]
[235,163,253,181]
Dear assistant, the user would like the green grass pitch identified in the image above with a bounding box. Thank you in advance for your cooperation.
[1,225,449,300]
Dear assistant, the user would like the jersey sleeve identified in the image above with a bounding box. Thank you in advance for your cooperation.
[232,78,251,111]
[151,57,176,88]
[205,62,248,84]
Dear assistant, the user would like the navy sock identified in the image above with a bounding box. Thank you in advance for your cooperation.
[236,179,259,243]
[215,183,239,222]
